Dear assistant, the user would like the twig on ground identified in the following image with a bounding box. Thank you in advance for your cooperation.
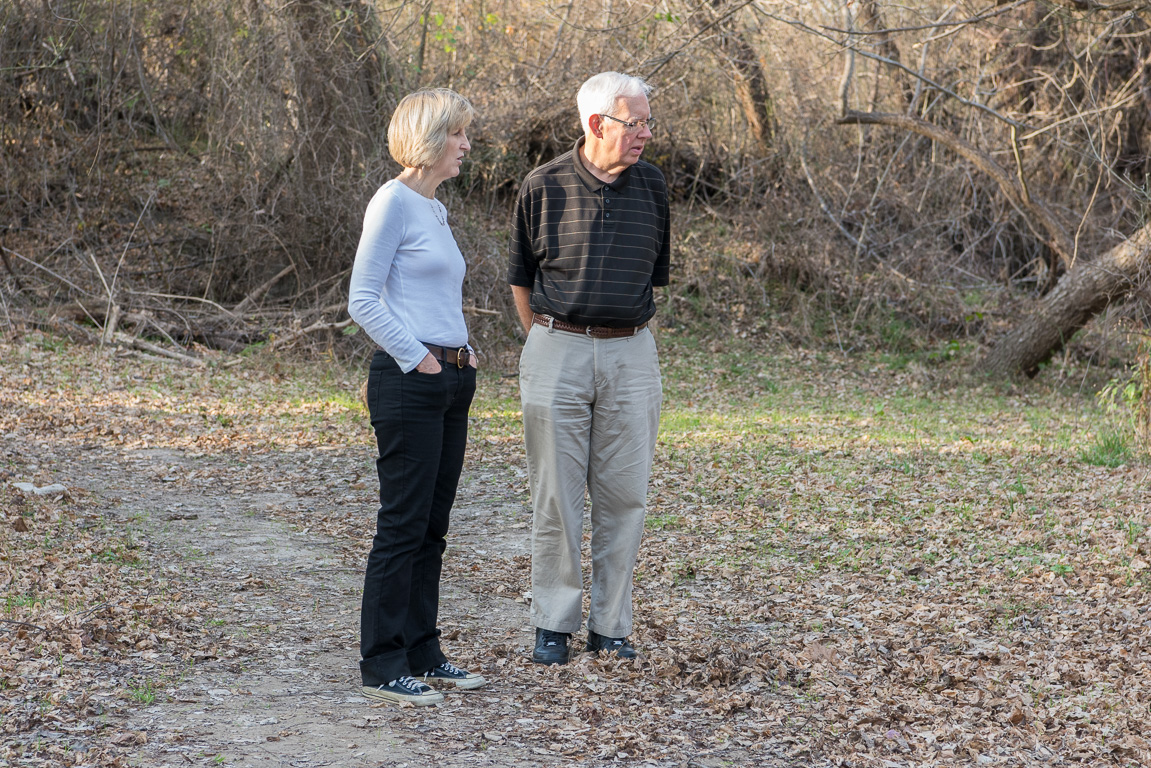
[222,317,355,367]
[112,331,206,367]
[126,291,239,319]
[0,618,48,634]
[267,318,356,351]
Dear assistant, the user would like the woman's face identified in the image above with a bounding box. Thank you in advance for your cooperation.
[431,125,471,181]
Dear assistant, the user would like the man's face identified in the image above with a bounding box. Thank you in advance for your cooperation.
[596,94,652,169]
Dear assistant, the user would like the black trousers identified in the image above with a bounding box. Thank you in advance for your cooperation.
[359,350,475,687]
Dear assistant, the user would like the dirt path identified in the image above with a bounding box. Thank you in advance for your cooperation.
[61,444,522,767]
[53,443,769,768]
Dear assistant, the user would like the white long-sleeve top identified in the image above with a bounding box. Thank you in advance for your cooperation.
[347,180,469,372]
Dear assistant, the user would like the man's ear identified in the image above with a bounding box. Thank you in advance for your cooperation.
[587,113,605,139]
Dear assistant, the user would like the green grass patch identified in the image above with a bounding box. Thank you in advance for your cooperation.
[1079,430,1132,467]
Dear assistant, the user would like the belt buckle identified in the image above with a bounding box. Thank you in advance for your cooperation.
[456,347,467,368]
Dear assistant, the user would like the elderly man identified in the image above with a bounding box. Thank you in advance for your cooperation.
[508,71,670,665]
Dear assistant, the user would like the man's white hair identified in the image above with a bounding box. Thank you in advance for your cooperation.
[577,71,652,131]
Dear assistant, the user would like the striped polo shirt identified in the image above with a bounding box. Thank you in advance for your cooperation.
[508,137,671,327]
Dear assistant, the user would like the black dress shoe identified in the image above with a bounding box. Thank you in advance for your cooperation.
[585,631,638,659]
[532,628,571,665]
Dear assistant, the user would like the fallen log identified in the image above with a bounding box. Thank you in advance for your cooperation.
[980,222,1151,377]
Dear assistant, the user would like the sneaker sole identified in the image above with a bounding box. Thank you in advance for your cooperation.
[421,674,488,691]
[361,685,444,706]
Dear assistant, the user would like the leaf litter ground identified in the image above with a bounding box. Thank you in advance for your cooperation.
[1,332,1149,767]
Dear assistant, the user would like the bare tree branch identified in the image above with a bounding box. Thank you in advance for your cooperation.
[799,128,867,255]
[233,264,297,315]
[643,0,758,80]
[753,4,1035,131]
[820,0,1031,36]
[2,246,94,296]
[1051,0,1151,10]
[837,109,1075,270]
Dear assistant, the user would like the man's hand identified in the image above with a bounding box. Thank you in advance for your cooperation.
[415,352,442,374]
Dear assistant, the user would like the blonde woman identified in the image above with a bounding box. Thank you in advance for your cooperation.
[348,88,484,706]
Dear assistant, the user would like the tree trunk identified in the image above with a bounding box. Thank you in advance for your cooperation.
[980,223,1151,377]
[856,0,912,109]
[701,2,777,155]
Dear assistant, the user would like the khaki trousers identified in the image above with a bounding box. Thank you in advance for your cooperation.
[519,324,662,637]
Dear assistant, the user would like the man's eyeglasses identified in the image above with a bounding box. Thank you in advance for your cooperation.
[599,113,657,133]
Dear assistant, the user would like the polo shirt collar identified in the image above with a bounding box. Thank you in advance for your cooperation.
[571,136,632,192]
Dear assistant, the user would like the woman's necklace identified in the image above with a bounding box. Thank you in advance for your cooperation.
[397,171,446,226]
[429,198,447,226]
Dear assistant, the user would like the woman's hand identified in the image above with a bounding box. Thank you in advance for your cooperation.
[415,352,442,374]
[468,351,478,370]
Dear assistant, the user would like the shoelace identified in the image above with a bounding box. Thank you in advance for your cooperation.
[393,675,428,694]
[437,661,465,676]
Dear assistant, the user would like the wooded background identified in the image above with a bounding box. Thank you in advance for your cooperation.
[3,0,1151,382]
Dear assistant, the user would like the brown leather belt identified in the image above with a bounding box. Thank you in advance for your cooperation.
[533,314,646,339]
[423,343,471,368]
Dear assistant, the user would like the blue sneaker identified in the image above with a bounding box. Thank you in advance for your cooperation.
[418,661,487,690]
[362,676,444,706]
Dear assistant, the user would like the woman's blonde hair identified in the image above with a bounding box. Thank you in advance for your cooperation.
[387,88,476,169]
